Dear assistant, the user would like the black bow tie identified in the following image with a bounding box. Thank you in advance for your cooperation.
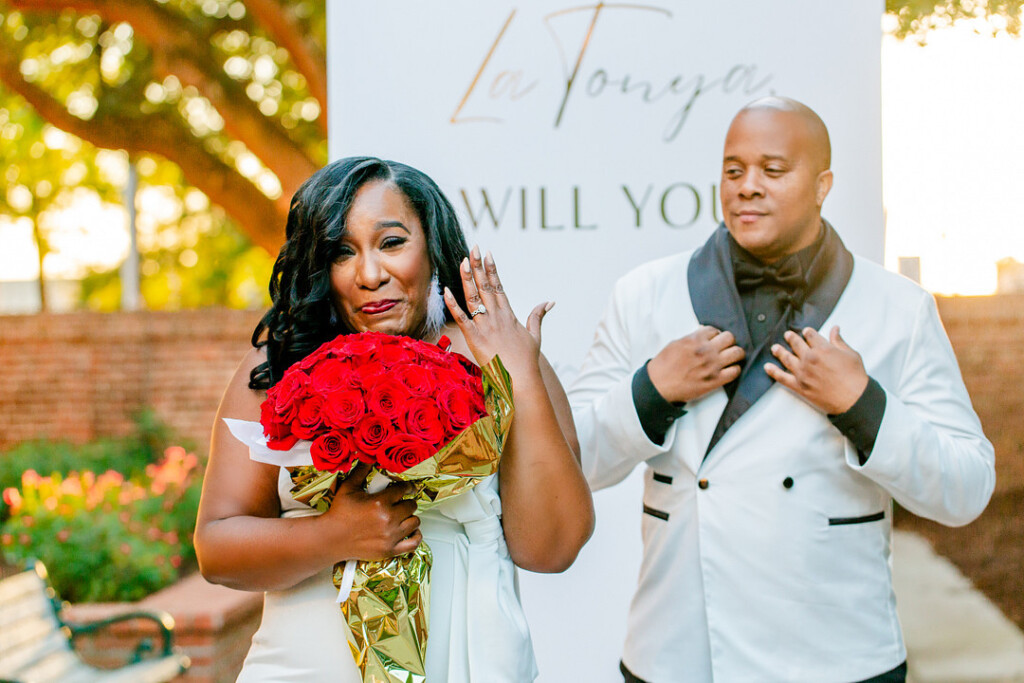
[733,256,804,293]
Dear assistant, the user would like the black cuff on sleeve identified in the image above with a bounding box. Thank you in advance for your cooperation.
[828,377,886,465]
[632,361,687,445]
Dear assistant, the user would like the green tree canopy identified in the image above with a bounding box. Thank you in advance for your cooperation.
[887,0,1023,39]
[0,0,326,253]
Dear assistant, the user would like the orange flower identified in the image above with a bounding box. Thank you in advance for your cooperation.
[2,487,22,511]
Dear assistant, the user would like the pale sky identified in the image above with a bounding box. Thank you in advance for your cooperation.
[1,24,1022,295]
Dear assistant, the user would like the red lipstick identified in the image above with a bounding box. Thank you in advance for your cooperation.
[360,300,398,314]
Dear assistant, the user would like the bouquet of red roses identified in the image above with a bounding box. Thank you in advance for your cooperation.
[224,331,514,683]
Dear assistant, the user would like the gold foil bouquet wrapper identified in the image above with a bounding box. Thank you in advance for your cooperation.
[285,354,514,683]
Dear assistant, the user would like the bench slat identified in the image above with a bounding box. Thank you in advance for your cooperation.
[0,570,48,604]
[0,630,69,678]
[0,591,60,632]
[5,647,85,683]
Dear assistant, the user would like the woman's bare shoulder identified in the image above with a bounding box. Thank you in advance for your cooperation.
[219,346,269,419]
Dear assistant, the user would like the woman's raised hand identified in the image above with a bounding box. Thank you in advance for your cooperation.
[443,245,553,378]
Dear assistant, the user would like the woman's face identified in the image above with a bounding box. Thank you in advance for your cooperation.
[330,180,433,337]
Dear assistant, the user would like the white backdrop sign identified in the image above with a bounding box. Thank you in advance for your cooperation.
[328,2,882,680]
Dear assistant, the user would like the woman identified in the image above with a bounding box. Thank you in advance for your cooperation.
[194,157,594,682]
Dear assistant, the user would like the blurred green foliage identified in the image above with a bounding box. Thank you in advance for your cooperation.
[1,446,203,603]
[0,409,175,494]
[887,0,1024,39]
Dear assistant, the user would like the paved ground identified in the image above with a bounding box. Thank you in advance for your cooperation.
[894,530,1024,683]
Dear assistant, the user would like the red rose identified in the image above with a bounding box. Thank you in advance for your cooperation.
[377,434,434,473]
[322,389,366,430]
[353,414,394,462]
[352,361,387,389]
[416,342,449,365]
[269,371,309,423]
[374,341,417,365]
[366,378,414,424]
[393,364,435,397]
[437,384,485,438]
[298,343,333,371]
[261,400,299,450]
[292,394,326,440]
[454,354,480,376]
[310,431,358,473]
[309,359,355,394]
[338,335,379,360]
[404,398,446,448]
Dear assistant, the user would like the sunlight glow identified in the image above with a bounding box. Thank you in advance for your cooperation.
[881,25,1024,295]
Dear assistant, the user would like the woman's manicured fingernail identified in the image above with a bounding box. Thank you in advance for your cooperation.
[485,250,494,266]
[545,301,555,312]
[461,258,471,273]
[471,244,481,259]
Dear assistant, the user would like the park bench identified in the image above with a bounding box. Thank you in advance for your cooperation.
[0,561,190,682]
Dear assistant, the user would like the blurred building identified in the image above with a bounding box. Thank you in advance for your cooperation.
[997,258,1024,294]
[898,256,921,284]
[0,279,81,314]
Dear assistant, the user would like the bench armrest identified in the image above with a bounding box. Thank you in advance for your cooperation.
[63,610,177,659]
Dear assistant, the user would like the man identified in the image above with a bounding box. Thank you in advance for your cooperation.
[569,97,995,682]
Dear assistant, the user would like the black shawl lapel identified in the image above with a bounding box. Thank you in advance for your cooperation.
[688,221,854,457]
[687,225,751,353]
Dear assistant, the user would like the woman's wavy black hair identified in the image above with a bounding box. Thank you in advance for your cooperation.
[249,157,470,390]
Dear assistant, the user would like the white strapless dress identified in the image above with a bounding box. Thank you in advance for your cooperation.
[235,469,538,682]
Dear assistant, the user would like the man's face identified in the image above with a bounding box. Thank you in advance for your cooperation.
[720,108,832,263]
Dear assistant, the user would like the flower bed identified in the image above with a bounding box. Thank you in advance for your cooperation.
[2,446,202,603]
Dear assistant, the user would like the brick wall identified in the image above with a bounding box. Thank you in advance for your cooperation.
[0,309,261,451]
[0,299,1021,491]
[936,294,1024,495]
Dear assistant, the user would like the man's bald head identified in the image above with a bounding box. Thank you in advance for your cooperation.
[720,96,835,263]
[734,96,831,172]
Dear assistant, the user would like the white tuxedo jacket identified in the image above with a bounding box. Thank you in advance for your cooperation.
[569,251,995,683]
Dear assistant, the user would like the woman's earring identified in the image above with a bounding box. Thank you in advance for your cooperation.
[424,274,446,338]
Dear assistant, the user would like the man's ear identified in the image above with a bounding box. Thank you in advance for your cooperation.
[815,170,834,207]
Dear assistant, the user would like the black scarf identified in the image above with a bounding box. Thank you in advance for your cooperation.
[687,220,854,456]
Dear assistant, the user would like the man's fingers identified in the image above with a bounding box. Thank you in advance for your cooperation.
[783,330,811,356]
[764,362,799,391]
[710,329,737,351]
[696,325,720,341]
[718,364,741,384]
[771,342,799,372]
[720,345,746,367]
[829,325,850,350]
[802,327,828,348]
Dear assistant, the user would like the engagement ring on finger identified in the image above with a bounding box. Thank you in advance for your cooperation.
[470,305,487,318]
